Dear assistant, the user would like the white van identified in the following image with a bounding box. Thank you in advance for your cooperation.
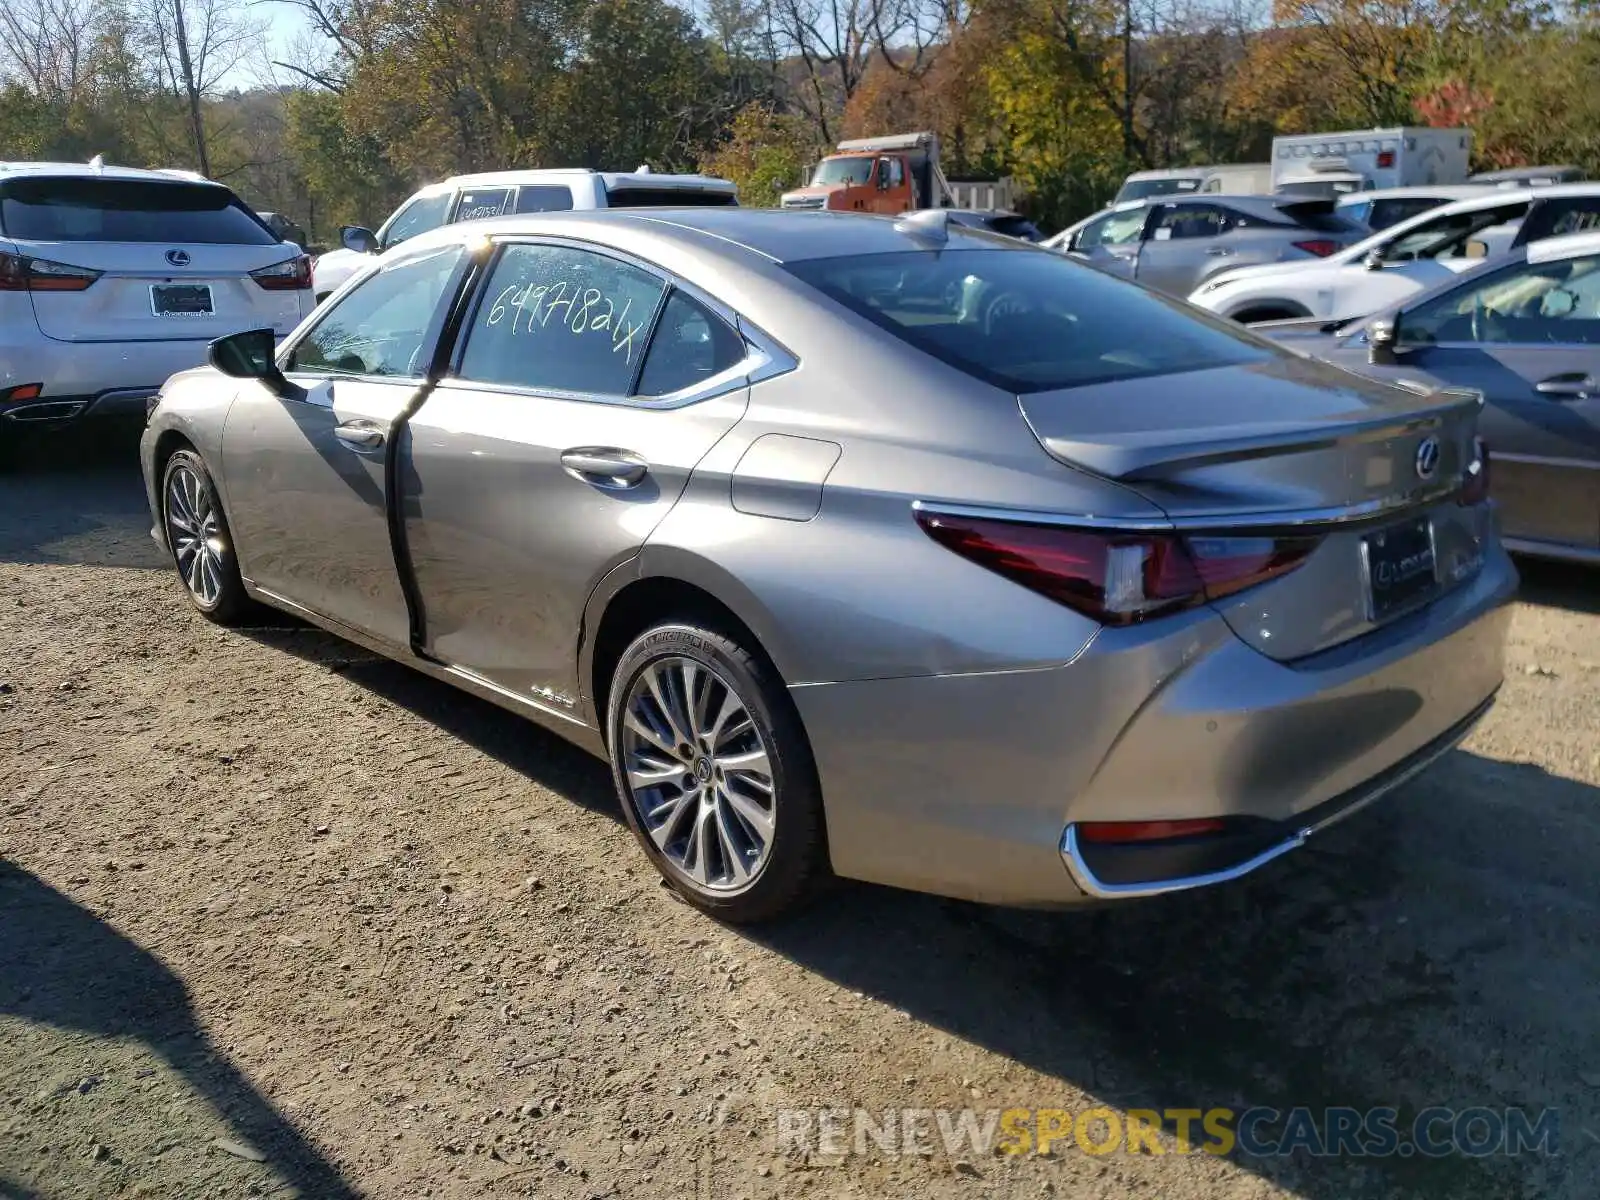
[1112,164,1272,204]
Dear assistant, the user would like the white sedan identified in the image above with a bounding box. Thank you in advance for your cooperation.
[1188,183,1600,324]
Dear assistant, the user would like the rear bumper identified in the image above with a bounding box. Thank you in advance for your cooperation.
[791,543,1517,907]
[0,335,216,426]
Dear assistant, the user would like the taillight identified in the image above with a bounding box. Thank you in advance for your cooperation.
[1459,437,1490,505]
[1292,239,1339,257]
[1377,150,1395,168]
[0,250,101,291]
[914,510,1320,626]
[251,254,313,290]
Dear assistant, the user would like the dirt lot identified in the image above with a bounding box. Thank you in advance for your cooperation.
[3,434,1599,1200]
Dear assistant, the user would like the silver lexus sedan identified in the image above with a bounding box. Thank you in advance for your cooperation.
[140,208,1516,923]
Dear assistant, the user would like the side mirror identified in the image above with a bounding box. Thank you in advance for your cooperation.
[340,225,379,255]
[1367,314,1401,365]
[1363,249,1386,272]
[208,328,303,400]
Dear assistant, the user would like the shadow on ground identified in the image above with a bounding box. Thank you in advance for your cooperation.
[0,862,362,1198]
[1514,555,1600,616]
[244,617,1590,1199]
[0,426,160,570]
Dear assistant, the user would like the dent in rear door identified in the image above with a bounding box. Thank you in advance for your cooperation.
[400,241,757,708]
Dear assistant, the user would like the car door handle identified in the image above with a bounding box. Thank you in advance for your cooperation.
[333,422,385,449]
[1535,374,1594,399]
[334,422,384,448]
[560,448,648,489]
[1205,246,1234,256]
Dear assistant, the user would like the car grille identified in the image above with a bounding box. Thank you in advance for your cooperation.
[782,197,825,210]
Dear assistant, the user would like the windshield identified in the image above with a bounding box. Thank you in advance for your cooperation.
[1114,177,1201,203]
[810,158,877,187]
[0,178,276,243]
[785,248,1274,393]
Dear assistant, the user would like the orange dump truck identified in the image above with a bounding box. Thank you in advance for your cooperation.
[780,132,954,213]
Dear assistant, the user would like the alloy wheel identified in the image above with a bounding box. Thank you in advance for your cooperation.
[165,464,225,607]
[619,655,777,892]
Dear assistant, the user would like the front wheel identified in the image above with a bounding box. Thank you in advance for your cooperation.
[607,624,825,923]
[161,449,256,625]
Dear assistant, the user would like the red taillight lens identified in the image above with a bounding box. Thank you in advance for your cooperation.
[1076,818,1228,844]
[915,511,1321,626]
[1,383,44,404]
[1459,437,1490,505]
[1292,239,1339,257]
[0,250,101,291]
[1376,150,1395,168]
[251,254,313,290]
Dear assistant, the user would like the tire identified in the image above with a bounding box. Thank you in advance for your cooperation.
[607,623,826,924]
[160,449,256,625]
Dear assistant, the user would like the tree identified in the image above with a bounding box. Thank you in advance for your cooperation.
[699,99,815,204]
[138,0,263,174]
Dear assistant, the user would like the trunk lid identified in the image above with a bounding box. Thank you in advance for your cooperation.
[23,240,305,342]
[1017,355,1486,659]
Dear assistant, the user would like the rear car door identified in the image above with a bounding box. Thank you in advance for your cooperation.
[1393,252,1600,551]
[1135,203,1235,294]
[402,239,755,710]
[221,243,466,645]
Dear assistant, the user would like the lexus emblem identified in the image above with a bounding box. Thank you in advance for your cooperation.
[165,249,191,267]
[1414,436,1441,481]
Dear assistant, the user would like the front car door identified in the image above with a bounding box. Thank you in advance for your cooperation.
[1068,206,1150,281]
[221,243,466,646]
[402,239,758,712]
[1135,202,1234,294]
[1389,250,1600,553]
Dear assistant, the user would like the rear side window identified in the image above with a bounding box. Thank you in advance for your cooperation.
[1518,197,1600,244]
[635,291,746,397]
[785,248,1272,393]
[515,186,575,213]
[0,179,276,244]
[457,243,667,395]
[604,187,737,208]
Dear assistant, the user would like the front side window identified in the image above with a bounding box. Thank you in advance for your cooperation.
[454,187,512,222]
[1075,210,1146,250]
[380,192,452,250]
[0,179,275,244]
[786,248,1273,393]
[457,243,668,395]
[1519,197,1600,243]
[287,245,462,377]
[1400,254,1600,346]
[886,159,906,188]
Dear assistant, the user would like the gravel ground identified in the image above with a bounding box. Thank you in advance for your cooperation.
[3,432,1599,1200]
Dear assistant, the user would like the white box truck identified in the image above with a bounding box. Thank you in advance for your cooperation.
[1271,128,1472,197]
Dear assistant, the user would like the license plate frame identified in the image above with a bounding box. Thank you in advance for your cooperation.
[150,283,214,317]
[1362,516,1440,622]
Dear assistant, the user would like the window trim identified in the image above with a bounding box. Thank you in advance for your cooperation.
[276,241,475,387]
[442,234,796,411]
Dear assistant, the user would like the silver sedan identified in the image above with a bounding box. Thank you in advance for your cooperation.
[140,208,1516,923]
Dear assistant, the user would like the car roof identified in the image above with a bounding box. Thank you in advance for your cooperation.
[1335,185,1490,204]
[401,207,1034,265]
[1122,167,1213,182]
[438,168,735,193]
[1524,228,1600,263]
[0,160,228,187]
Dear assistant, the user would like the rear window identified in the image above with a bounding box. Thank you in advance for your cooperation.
[1115,177,1201,203]
[0,178,276,244]
[785,248,1273,393]
[515,186,575,213]
[603,186,737,208]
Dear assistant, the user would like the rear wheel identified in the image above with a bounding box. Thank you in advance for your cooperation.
[1230,305,1306,325]
[161,449,255,624]
[607,623,825,923]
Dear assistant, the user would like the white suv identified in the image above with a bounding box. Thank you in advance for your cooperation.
[0,161,314,428]
[1188,183,1600,323]
[311,168,739,301]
